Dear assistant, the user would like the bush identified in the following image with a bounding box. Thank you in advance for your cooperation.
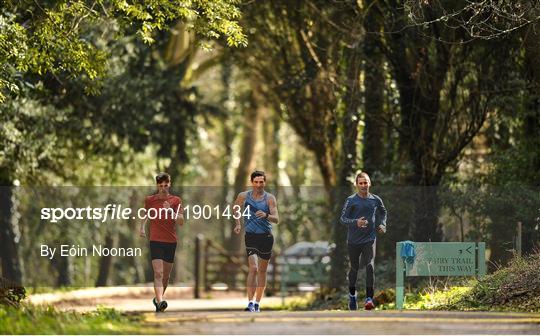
[407,253,540,312]
[0,277,26,307]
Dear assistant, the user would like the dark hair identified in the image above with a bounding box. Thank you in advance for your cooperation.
[155,172,171,184]
[355,171,371,184]
[250,170,266,182]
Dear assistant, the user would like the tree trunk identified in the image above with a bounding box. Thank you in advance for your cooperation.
[228,92,261,252]
[127,190,145,283]
[219,60,234,244]
[0,182,23,284]
[95,234,116,286]
[389,37,446,242]
[262,107,280,189]
[223,89,261,289]
[523,11,540,91]
[522,87,540,255]
[488,207,516,270]
[329,44,361,290]
[55,255,72,287]
[362,4,387,174]
[411,186,442,242]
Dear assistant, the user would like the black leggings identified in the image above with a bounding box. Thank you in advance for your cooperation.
[348,240,375,298]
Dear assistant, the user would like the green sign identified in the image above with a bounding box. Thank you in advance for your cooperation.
[406,242,478,276]
[396,242,486,309]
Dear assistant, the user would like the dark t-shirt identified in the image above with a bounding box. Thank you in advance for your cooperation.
[340,193,387,245]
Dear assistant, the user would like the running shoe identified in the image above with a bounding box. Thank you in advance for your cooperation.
[244,302,255,312]
[158,300,168,312]
[253,303,260,312]
[364,297,375,310]
[152,297,159,312]
[348,294,358,310]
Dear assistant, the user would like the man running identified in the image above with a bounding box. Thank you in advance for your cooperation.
[140,172,184,312]
[340,172,387,310]
[233,170,279,313]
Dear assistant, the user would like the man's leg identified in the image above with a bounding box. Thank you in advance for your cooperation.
[347,244,362,310]
[254,257,269,303]
[162,261,174,296]
[359,240,376,299]
[151,259,165,302]
[360,240,376,310]
[247,254,258,301]
[347,244,362,295]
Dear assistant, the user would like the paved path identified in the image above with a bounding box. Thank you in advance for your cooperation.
[28,288,540,334]
[143,310,540,334]
[28,287,294,313]
[53,296,291,312]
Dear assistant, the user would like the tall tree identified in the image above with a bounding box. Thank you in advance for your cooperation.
[400,0,540,252]
[0,0,247,284]
[234,1,349,193]
[329,42,363,289]
[218,59,235,243]
[362,1,387,175]
[373,1,513,241]
[234,0,367,289]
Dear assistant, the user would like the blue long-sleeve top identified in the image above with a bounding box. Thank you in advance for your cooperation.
[340,193,387,245]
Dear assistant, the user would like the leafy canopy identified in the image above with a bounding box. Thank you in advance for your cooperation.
[0,0,247,101]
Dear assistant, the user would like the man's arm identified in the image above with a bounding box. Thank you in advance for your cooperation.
[139,218,148,237]
[140,199,148,237]
[376,196,388,233]
[266,194,279,224]
[340,198,357,226]
[233,192,246,234]
[175,202,184,227]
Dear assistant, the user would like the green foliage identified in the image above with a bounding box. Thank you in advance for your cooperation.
[444,254,540,312]
[0,14,28,99]
[0,95,71,183]
[401,286,472,310]
[0,304,151,334]
[0,10,211,185]
[0,277,26,307]
[299,288,351,311]
[278,190,330,247]
[310,255,540,312]
[0,0,246,102]
[391,254,540,312]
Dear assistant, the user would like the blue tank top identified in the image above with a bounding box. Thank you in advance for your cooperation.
[244,191,272,233]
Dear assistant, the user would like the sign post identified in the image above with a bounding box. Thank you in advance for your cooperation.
[395,242,486,309]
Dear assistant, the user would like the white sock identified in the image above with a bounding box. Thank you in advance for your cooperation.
[249,300,254,304]
[254,301,259,305]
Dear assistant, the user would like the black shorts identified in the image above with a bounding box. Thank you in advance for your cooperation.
[245,232,274,260]
[149,241,177,263]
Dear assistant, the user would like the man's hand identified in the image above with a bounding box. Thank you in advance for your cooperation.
[233,224,242,234]
[357,217,368,228]
[377,225,386,234]
[176,214,184,226]
[255,210,268,219]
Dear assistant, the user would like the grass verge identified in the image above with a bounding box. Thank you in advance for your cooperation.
[0,304,154,334]
[384,253,540,312]
[297,253,540,312]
